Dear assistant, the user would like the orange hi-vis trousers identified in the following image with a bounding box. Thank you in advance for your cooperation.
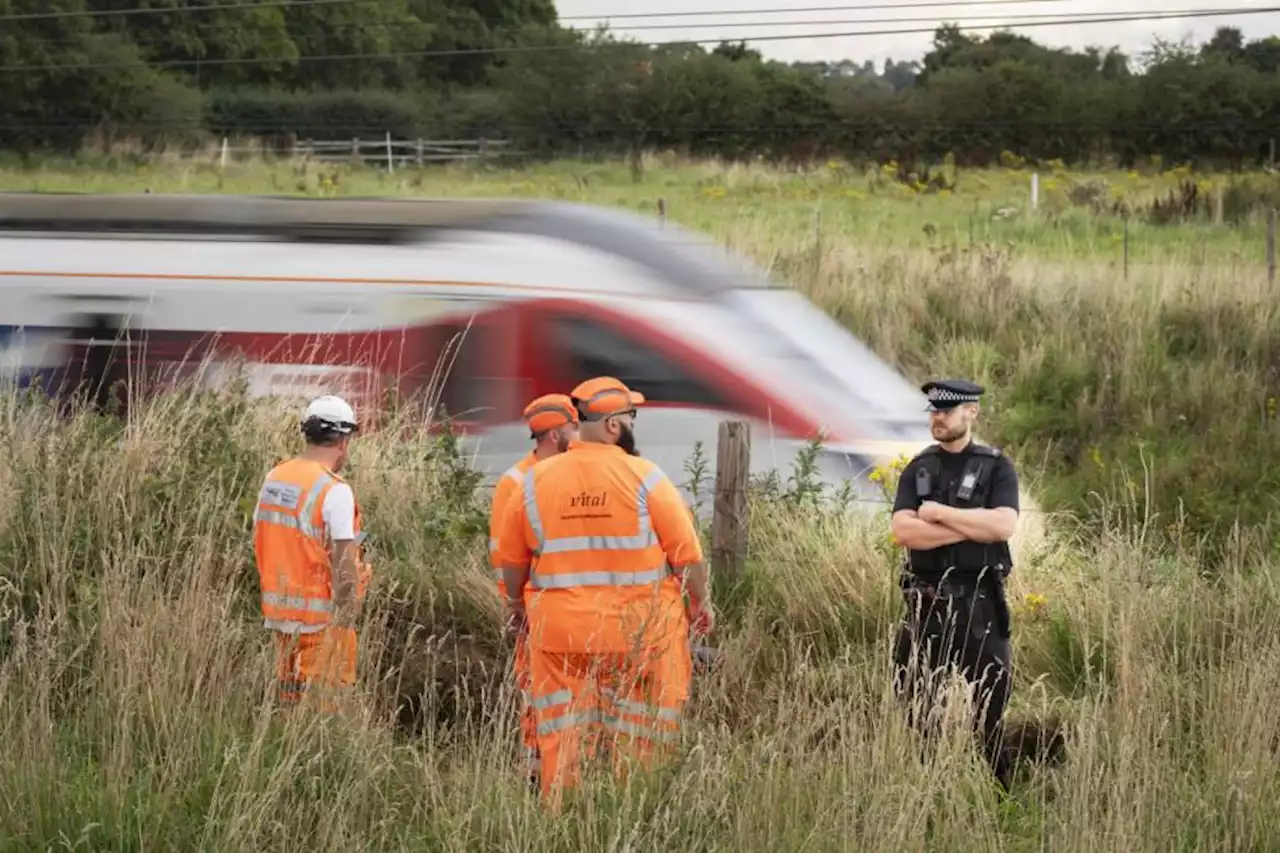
[274,626,357,714]
[529,637,691,803]
[514,632,539,774]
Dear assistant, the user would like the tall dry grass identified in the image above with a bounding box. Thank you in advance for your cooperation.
[2,156,1279,848]
[765,238,1280,558]
[1,379,1279,851]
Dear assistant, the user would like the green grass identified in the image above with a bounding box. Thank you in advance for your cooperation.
[1,152,1280,849]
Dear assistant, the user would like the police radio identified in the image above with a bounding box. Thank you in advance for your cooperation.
[956,460,984,501]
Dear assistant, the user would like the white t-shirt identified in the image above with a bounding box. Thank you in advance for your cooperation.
[321,482,356,541]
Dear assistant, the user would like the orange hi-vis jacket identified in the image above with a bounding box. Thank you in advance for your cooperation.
[489,450,539,602]
[494,441,704,653]
[253,457,371,634]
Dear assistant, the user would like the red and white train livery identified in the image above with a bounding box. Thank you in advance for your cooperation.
[0,192,938,505]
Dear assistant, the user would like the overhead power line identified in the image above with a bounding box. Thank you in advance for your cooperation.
[24,4,1251,50]
[0,0,1088,23]
[1,6,1274,73]
[7,0,1085,44]
[569,7,1262,32]
[559,0,1079,20]
[0,0,382,22]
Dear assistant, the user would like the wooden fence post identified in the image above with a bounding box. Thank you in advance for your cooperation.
[657,196,666,229]
[711,420,750,584]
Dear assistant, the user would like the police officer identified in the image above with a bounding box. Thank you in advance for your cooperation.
[890,378,1020,790]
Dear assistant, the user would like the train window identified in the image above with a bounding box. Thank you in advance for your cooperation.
[548,314,730,407]
[65,313,131,413]
[424,319,513,424]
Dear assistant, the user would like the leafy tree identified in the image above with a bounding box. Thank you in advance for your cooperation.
[3,6,1280,169]
[0,0,203,151]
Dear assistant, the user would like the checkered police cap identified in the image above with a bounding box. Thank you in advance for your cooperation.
[921,378,984,411]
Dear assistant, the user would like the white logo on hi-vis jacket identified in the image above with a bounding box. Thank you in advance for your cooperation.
[263,483,303,509]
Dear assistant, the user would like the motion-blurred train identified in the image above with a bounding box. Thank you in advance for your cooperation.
[0,192,936,504]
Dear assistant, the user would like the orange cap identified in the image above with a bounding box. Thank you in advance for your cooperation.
[570,376,646,421]
[523,394,578,435]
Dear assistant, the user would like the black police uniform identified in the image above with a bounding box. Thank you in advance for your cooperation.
[890,378,1019,789]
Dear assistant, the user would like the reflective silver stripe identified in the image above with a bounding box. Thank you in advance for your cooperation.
[531,688,573,710]
[537,709,596,736]
[617,698,682,722]
[254,507,300,528]
[529,565,670,590]
[490,465,525,554]
[579,386,634,416]
[262,592,333,613]
[299,472,333,537]
[536,707,680,741]
[538,468,665,555]
[522,468,546,555]
[525,401,575,422]
[539,530,658,554]
[264,619,328,633]
[254,508,323,542]
[604,715,680,741]
[635,467,664,539]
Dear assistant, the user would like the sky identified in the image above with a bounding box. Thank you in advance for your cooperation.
[551,0,1279,68]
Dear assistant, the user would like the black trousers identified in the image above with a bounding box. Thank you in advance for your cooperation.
[892,578,1013,788]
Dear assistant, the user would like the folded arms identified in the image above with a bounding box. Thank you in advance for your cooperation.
[891,501,1018,549]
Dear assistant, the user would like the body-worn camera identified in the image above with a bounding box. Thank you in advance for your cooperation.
[915,467,932,500]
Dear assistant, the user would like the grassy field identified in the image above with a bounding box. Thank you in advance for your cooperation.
[2,153,1280,850]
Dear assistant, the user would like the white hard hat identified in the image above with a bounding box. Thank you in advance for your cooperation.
[301,394,358,436]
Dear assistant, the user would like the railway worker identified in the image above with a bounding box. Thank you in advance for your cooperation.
[889,378,1020,791]
[252,394,371,716]
[493,376,715,805]
[488,393,581,785]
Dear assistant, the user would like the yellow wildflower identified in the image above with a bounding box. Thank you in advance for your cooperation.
[1022,593,1049,620]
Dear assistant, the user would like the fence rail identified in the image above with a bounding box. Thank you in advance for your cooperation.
[217,135,516,169]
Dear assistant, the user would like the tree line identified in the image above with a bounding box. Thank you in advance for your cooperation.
[1,0,1278,169]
